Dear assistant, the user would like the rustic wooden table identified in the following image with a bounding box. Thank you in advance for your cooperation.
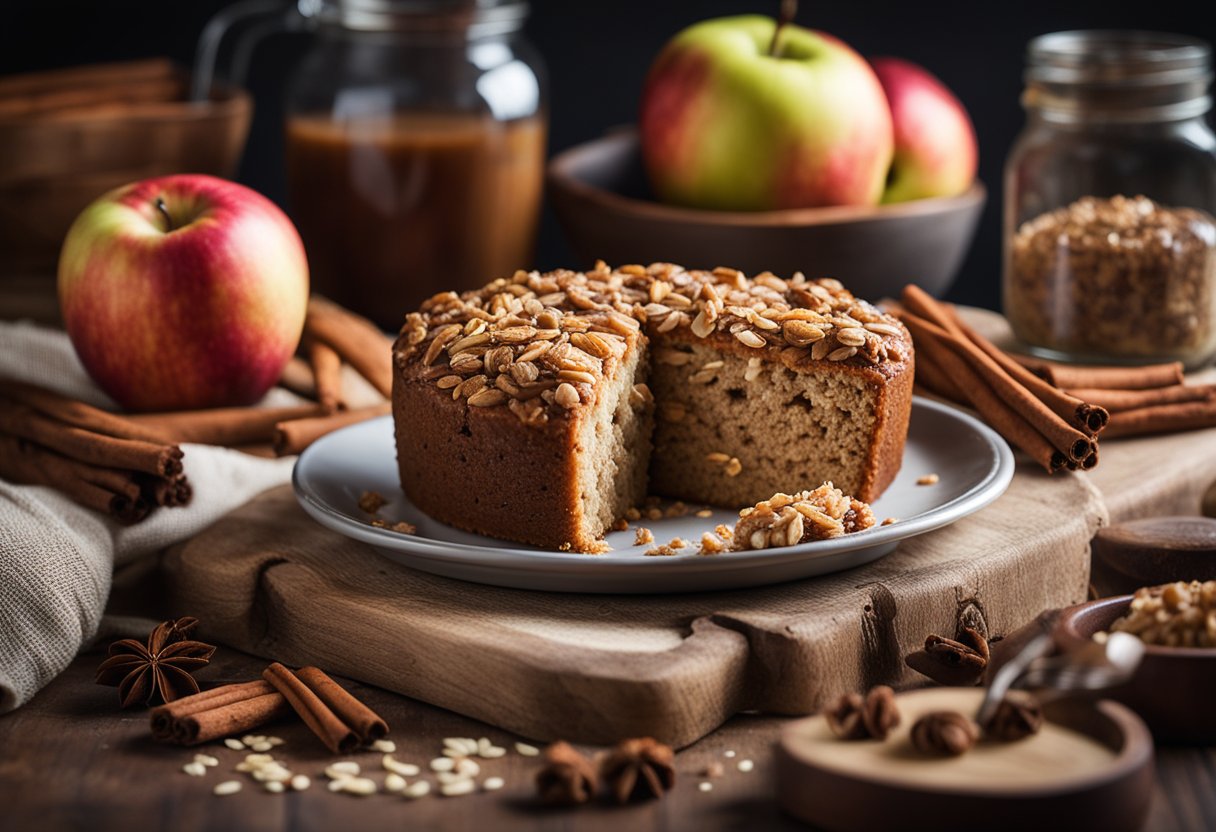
[0,648,1212,832]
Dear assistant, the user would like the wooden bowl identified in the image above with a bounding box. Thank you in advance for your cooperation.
[0,78,251,278]
[1054,595,1216,744]
[777,687,1153,832]
[547,130,986,298]
[1090,516,1216,597]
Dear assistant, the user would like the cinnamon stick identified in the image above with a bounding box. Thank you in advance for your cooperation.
[295,666,388,743]
[896,316,1067,472]
[277,356,317,401]
[125,403,327,447]
[0,399,182,476]
[1102,399,1216,439]
[150,680,290,745]
[308,339,344,413]
[911,346,965,403]
[897,311,1091,466]
[273,403,392,456]
[1014,357,1185,391]
[0,381,170,444]
[305,296,394,398]
[0,434,150,523]
[1064,384,1215,413]
[262,663,359,754]
[927,296,1108,434]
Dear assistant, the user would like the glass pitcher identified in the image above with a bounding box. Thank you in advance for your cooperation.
[196,0,547,330]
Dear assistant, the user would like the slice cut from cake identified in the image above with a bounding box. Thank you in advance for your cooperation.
[392,264,913,552]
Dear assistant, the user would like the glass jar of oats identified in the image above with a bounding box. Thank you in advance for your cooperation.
[1004,31,1216,367]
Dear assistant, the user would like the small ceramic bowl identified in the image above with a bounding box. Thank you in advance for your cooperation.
[1090,516,1216,597]
[1054,595,1216,744]
[547,130,986,300]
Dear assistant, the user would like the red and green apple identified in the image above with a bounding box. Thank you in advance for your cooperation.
[58,174,309,412]
[639,15,894,211]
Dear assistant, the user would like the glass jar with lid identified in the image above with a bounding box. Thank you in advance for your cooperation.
[198,0,547,330]
[1003,31,1216,368]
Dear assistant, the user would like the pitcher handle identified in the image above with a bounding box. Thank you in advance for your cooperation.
[192,0,312,101]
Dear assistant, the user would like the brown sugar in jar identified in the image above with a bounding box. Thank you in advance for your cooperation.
[1007,195,1216,361]
[1003,31,1216,367]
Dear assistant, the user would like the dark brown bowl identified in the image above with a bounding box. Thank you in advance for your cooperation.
[1090,516,1216,597]
[1054,595,1216,744]
[547,129,986,299]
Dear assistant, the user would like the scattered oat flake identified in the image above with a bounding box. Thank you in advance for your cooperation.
[696,509,714,518]
[917,473,940,486]
[881,517,898,526]
[213,780,242,796]
[483,776,505,791]
[372,739,397,753]
[358,490,387,514]
[223,738,244,750]
[182,762,207,777]
[698,781,714,792]
[724,750,737,758]
[515,742,540,757]
[265,781,285,793]
[737,759,755,772]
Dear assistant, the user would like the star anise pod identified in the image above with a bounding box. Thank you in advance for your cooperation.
[95,617,216,708]
[600,737,676,804]
[535,741,598,806]
[925,627,990,670]
[825,685,901,740]
[983,695,1044,742]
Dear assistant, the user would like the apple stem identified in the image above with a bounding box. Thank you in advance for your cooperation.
[154,197,176,232]
[768,0,798,57]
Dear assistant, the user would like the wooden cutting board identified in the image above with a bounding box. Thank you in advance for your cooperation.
[158,307,1216,747]
[162,460,1103,748]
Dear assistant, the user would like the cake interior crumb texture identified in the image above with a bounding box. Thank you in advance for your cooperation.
[576,341,652,545]
[649,341,881,507]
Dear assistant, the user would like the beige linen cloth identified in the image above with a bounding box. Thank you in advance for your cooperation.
[0,320,297,712]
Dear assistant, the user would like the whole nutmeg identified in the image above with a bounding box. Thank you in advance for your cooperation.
[910,711,980,757]
[983,697,1044,742]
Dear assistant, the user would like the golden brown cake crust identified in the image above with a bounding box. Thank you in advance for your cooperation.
[392,263,914,551]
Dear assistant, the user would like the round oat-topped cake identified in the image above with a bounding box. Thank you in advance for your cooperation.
[392,262,913,552]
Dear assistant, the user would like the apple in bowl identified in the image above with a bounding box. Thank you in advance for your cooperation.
[58,174,308,412]
[872,57,978,203]
[639,14,894,211]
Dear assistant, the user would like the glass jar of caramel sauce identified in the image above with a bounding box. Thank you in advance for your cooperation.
[199,0,546,329]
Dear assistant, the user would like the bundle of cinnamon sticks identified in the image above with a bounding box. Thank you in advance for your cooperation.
[0,296,397,522]
[896,285,1216,473]
[150,664,388,752]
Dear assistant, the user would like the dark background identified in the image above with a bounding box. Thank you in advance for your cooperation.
[5,1,1214,311]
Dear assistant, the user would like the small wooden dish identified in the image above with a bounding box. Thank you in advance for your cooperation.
[1054,595,1216,744]
[777,687,1153,832]
[1090,516,1216,596]
[547,130,985,300]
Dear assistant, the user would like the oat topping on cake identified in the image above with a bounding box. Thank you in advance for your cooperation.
[395,262,909,426]
[730,483,876,551]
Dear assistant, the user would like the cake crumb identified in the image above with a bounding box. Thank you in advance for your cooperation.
[695,508,714,518]
[668,537,688,549]
[724,457,743,477]
[917,473,940,486]
[586,540,612,554]
[370,519,417,535]
[646,507,663,521]
[664,501,689,518]
[714,523,734,540]
[699,532,726,555]
[611,518,630,532]
[644,545,679,557]
[625,507,641,521]
[634,527,655,546]
[881,517,898,526]
[358,490,387,514]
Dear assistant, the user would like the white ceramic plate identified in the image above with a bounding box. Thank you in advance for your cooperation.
[293,398,1014,594]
